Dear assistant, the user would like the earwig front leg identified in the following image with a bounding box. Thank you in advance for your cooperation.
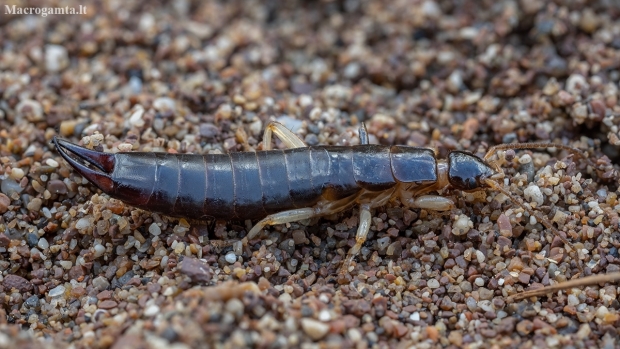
[244,207,317,243]
[262,121,306,150]
[400,190,455,211]
[413,195,455,211]
[340,204,372,273]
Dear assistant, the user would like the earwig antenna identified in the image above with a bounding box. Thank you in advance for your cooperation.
[483,178,584,273]
[484,142,587,162]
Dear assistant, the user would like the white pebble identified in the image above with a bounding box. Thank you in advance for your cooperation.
[318,309,331,321]
[300,318,330,340]
[128,107,145,127]
[60,260,73,269]
[524,185,544,206]
[347,328,362,342]
[567,294,579,306]
[595,306,609,319]
[16,99,43,122]
[474,277,484,287]
[427,279,440,289]
[144,305,160,317]
[148,223,161,236]
[518,154,532,164]
[9,168,24,180]
[566,73,589,94]
[37,238,49,250]
[48,285,66,298]
[75,217,91,231]
[45,159,59,168]
[45,44,69,72]
[117,143,133,152]
[225,252,236,264]
[94,244,106,258]
[452,214,473,236]
[153,97,176,112]
[475,250,485,263]
[409,312,420,321]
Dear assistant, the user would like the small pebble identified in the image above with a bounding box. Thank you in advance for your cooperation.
[300,318,330,340]
[45,44,69,72]
[45,159,59,168]
[26,233,39,248]
[26,198,42,212]
[0,193,10,213]
[225,252,237,264]
[427,279,440,289]
[37,238,49,250]
[144,305,160,317]
[452,215,473,236]
[9,168,24,180]
[524,185,544,206]
[49,285,66,298]
[148,223,161,236]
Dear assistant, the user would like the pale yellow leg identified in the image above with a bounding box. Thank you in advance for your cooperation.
[244,207,317,242]
[340,204,372,273]
[244,195,359,245]
[262,121,306,150]
[413,195,455,211]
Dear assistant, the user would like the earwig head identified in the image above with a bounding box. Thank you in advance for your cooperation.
[448,151,497,191]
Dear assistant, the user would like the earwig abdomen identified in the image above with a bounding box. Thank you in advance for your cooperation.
[55,138,448,221]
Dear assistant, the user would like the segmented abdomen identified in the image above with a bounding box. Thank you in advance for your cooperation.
[111,145,438,220]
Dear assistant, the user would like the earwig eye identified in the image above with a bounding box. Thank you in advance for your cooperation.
[448,151,496,191]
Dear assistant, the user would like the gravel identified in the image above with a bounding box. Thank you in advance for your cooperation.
[0,0,619,348]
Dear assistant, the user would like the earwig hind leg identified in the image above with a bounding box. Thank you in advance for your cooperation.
[340,204,372,273]
[244,207,317,243]
[262,121,306,150]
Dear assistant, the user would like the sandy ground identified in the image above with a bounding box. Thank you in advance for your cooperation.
[1,0,620,348]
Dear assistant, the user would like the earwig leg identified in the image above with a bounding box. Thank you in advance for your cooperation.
[262,121,306,150]
[244,207,317,242]
[359,123,369,145]
[413,195,455,211]
[340,204,372,273]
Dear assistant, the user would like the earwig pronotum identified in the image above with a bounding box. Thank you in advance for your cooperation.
[53,121,588,271]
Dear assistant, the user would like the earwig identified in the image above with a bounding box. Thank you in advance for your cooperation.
[53,121,588,272]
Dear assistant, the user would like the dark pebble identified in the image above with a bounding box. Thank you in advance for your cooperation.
[69,265,86,280]
[0,233,10,248]
[98,300,118,309]
[26,233,38,248]
[24,295,39,308]
[0,193,10,213]
[304,133,319,146]
[610,247,619,258]
[199,123,219,140]
[3,274,33,293]
[502,133,517,144]
[497,316,516,334]
[116,271,135,287]
[179,257,213,283]
[47,180,67,195]
[161,327,179,342]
